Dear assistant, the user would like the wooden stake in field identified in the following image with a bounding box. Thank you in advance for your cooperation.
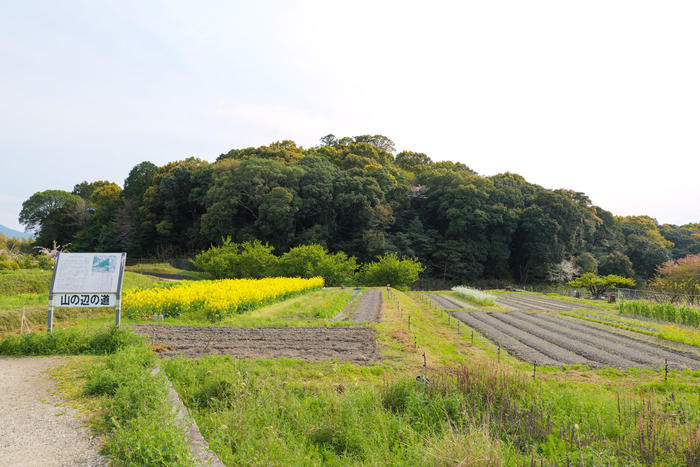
[533,361,537,380]
[20,307,31,334]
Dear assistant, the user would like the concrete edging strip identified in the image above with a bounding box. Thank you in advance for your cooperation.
[151,365,225,466]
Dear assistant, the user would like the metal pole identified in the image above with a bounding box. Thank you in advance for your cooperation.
[115,253,127,328]
[47,252,60,333]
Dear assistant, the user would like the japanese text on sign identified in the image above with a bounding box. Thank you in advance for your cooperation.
[53,293,115,307]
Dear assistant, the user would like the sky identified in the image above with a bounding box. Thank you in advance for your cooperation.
[1,0,699,231]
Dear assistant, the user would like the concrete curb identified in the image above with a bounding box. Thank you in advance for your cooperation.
[151,365,225,466]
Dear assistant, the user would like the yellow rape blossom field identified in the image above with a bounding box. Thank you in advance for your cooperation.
[123,277,324,321]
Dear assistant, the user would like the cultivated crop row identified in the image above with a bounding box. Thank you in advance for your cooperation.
[619,300,700,326]
[452,311,700,369]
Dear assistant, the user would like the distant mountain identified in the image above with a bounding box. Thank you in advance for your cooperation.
[0,224,33,239]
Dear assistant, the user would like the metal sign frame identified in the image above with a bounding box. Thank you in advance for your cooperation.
[47,252,127,332]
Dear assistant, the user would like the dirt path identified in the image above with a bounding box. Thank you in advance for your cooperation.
[133,325,380,363]
[0,357,106,466]
[426,294,476,310]
[348,289,383,322]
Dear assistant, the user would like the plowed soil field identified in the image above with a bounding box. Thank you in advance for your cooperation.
[452,311,700,369]
[494,293,597,311]
[426,294,476,310]
[133,325,380,363]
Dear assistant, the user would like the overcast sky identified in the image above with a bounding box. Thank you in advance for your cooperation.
[1,0,699,231]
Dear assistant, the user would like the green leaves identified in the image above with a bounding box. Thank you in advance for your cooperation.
[568,273,636,298]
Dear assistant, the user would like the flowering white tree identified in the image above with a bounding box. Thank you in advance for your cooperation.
[547,259,580,282]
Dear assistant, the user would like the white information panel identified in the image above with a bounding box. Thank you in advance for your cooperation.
[48,252,127,331]
[52,253,123,294]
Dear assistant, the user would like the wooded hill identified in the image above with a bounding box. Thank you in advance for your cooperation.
[18,135,700,284]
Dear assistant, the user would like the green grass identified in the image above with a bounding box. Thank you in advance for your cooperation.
[6,285,699,465]
[52,343,194,465]
[0,325,140,356]
[0,269,162,298]
[0,271,163,335]
[0,268,53,294]
[125,262,211,280]
[163,354,700,466]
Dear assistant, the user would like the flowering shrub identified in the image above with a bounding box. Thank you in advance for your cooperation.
[451,286,496,306]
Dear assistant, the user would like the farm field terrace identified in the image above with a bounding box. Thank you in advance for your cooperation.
[4,279,699,465]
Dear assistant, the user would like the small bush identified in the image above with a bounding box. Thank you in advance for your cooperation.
[360,252,424,290]
[0,326,141,356]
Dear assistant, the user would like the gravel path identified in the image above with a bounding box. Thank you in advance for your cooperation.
[0,357,106,466]
[348,289,383,322]
[426,294,476,310]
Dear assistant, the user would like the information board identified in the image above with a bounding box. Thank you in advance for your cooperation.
[48,252,127,331]
[52,253,123,294]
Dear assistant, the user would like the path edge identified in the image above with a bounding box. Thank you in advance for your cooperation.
[151,365,225,466]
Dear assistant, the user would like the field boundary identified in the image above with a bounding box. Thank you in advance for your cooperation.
[151,365,224,466]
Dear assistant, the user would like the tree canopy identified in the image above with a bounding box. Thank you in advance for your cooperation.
[20,134,699,285]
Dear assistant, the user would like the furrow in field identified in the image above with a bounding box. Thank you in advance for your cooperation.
[534,314,700,369]
[427,294,476,310]
[508,312,664,367]
[494,296,566,311]
[451,312,560,367]
[496,295,572,311]
[513,296,576,310]
[468,311,594,366]
[492,312,643,368]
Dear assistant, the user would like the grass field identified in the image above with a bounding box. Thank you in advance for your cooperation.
[2,282,698,465]
[0,269,162,335]
[125,262,211,280]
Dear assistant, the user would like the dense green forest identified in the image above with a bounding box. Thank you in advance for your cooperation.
[18,135,700,285]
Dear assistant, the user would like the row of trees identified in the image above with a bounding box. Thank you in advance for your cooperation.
[192,240,424,288]
[19,135,700,285]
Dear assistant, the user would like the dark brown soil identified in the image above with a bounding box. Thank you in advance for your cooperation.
[348,289,383,322]
[132,325,380,363]
[451,311,700,369]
